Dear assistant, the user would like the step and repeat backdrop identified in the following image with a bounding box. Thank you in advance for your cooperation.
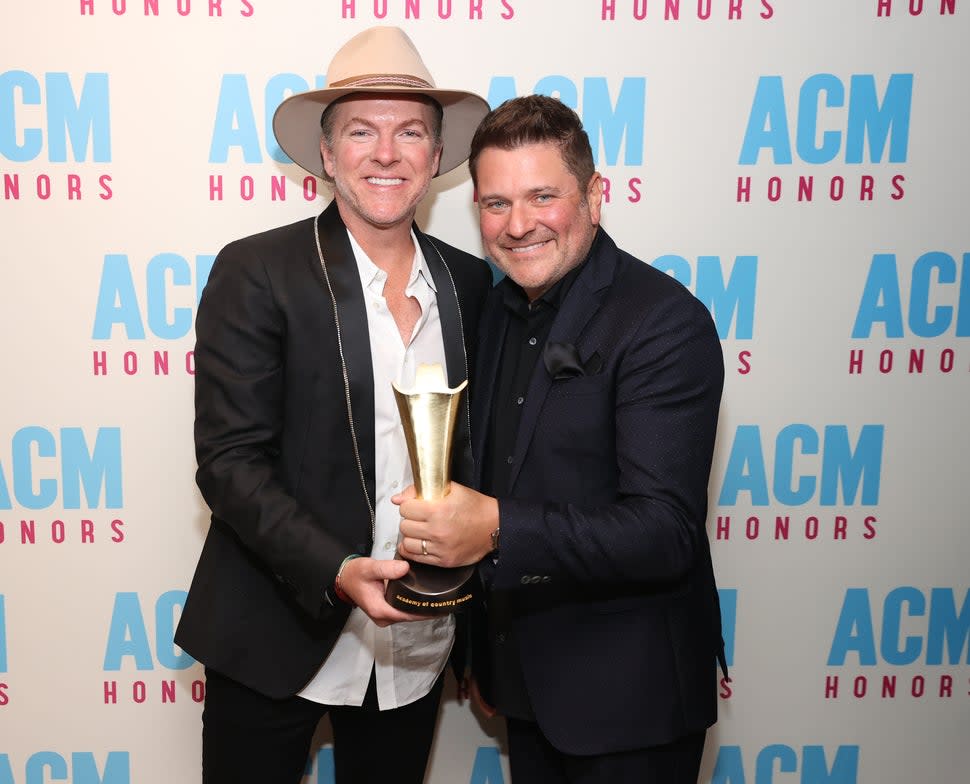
[2,2,968,782]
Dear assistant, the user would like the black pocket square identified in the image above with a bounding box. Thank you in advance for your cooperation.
[544,342,602,379]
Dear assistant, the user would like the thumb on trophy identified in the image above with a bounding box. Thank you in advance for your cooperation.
[338,554,410,596]
[391,485,418,506]
[373,558,411,580]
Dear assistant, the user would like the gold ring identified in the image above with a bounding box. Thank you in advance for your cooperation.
[421,539,428,556]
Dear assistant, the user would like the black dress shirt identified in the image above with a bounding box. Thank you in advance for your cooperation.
[482,261,586,496]
[481,260,586,720]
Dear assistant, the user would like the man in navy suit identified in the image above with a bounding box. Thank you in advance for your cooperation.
[394,94,726,782]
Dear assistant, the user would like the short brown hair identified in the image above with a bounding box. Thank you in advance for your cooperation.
[468,95,595,191]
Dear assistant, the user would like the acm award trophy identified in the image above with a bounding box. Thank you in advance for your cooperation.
[384,363,476,615]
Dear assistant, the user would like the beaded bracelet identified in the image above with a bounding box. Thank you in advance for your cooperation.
[333,553,362,606]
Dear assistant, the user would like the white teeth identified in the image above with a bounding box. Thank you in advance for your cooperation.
[510,242,546,253]
[368,177,403,185]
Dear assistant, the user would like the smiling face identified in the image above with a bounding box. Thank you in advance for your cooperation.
[320,94,442,235]
[476,141,602,301]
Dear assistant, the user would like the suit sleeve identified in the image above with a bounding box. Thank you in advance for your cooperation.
[491,292,724,592]
[193,240,348,618]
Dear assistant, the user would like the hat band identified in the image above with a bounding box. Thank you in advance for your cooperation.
[330,73,435,90]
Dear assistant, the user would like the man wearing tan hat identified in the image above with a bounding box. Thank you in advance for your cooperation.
[175,26,491,784]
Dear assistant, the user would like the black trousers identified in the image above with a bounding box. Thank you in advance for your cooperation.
[201,666,445,784]
[507,718,707,784]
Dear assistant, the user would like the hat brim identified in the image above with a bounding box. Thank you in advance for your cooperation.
[272,87,491,178]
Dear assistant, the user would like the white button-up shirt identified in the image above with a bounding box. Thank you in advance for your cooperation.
[298,231,455,710]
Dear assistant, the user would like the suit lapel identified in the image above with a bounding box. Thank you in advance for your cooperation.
[419,228,485,486]
[472,286,508,486]
[313,202,376,512]
[507,230,616,491]
[417,229,466,388]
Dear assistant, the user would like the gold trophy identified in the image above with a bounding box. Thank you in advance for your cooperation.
[384,363,476,615]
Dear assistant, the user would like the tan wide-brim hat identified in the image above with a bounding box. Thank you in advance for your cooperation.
[273,26,490,178]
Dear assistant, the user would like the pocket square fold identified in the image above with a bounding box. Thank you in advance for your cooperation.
[543,342,602,379]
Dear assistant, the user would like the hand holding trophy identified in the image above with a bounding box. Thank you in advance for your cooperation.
[384,363,476,615]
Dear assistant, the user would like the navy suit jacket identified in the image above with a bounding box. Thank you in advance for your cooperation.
[175,201,491,698]
[473,228,725,755]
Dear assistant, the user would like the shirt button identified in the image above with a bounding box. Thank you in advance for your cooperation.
[516,396,524,405]
[506,455,514,464]
[391,481,399,489]
[528,337,537,346]
[383,541,394,551]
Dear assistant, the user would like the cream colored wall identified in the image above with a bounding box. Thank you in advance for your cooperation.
[2,2,967,782]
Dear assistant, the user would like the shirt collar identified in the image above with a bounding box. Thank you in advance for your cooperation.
[347,230,437,295]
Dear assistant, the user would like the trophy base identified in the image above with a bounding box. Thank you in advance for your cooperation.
[385,562,476,615]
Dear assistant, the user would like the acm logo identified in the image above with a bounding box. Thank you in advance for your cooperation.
[718,425,883,507]
[0,428,122,511]
[828,587,970,668]
[0,71,113,201]
[853,253,970,340]
[739,74,911,166]
[92,254,215,341]
[710,745,859,784]
[0,754,129,784]
[103,591,193,672]
[849,252,969,375]
[0,72,110,163]
[736,73,910,203]
[714,426,882,543]
[102,591,203,706]
[825,587,970,701]
[90,253,216,377]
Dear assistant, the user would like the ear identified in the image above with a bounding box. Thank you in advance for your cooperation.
[431,142,443,177]
[586,172,604,225]
[321,138,336,179]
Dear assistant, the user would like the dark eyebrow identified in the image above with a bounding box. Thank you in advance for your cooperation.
[478,185,561,201]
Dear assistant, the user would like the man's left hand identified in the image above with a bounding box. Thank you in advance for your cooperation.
[392,482,498,567]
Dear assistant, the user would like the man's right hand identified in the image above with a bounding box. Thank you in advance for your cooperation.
[336,556,432,627]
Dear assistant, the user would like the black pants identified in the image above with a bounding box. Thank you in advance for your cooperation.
[507,718,706,784]
[201,667,445,784]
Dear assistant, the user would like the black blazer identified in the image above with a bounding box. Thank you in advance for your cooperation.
[473,228,725,755]
[175,201,491,698]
